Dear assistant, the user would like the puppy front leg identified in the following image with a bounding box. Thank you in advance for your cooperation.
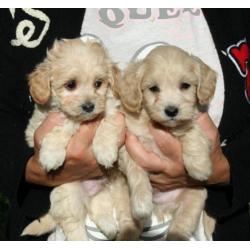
[166,188,207,240]
[118,146,153,221]
[93,90,121,169]
[92,114,121,169]
[180,124,212,181]
[39,120,79,172]
[50,182,89,241]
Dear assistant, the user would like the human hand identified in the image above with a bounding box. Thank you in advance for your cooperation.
[125,113,230,191]
[25,112,125,187]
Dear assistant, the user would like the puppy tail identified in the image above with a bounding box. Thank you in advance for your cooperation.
[21,214,56,237]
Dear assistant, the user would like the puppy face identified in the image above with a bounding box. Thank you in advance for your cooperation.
[28,39,119,121]
[119,46,217,128]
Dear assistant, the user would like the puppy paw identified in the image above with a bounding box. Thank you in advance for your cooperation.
[166,231,189,241]
[184,155,212,181]
[131,190,153,221]
[39,147,66,172]
[66,229,88,241]
[95,216,118,240]
[117,220,141,240]
[166,224,191,241]
[188,166,212,181]
[92,138,118,169]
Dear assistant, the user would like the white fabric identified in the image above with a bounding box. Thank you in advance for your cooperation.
[48,212,210,241]
[81,8,225,127]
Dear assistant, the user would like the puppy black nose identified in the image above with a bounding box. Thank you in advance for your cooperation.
[165,106,179,118]
[82,102,95,113]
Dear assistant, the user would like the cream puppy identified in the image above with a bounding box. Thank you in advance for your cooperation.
[22,38,139,240]
[117,45,216,240]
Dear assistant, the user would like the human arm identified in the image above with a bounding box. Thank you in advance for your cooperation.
[125,113,230,191]
[25,112,125,187]
[126,110,250,217]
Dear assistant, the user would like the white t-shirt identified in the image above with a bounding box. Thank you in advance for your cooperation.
[81,8,225,127]
[49,8,224,241]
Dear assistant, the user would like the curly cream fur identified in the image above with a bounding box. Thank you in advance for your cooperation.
[23,38,139,240]
[117,45,217,240]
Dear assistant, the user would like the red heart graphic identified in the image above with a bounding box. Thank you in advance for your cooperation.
[229,43,249,76]
[246,67,250,102]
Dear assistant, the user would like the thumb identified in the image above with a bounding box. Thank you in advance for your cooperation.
[125,131,166,172]
[125,131,150,162]
[149,122,181,157]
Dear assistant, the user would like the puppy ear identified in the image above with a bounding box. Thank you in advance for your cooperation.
[193,56,217,105]
[118,61,145,113]
[88,40,105,53]
[28,60,51,105]
[109,64,121,95]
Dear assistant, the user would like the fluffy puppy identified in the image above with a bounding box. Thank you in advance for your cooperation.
[22,38,139,240]
[117,45,216,240]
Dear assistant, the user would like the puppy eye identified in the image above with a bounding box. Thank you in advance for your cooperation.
[94,79,103,89]
[180,82,191,90]
[65,80,77,90]
[149,85,160,93]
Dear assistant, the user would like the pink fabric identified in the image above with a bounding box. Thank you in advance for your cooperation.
[82,177,108,196]
[153,188,183,204]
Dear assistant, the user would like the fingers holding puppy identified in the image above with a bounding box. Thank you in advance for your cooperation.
[125,131,167,173]
[125,112,230,191]
[125,130,190,191]
[25,114,101,186]
[27,112,126,186]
